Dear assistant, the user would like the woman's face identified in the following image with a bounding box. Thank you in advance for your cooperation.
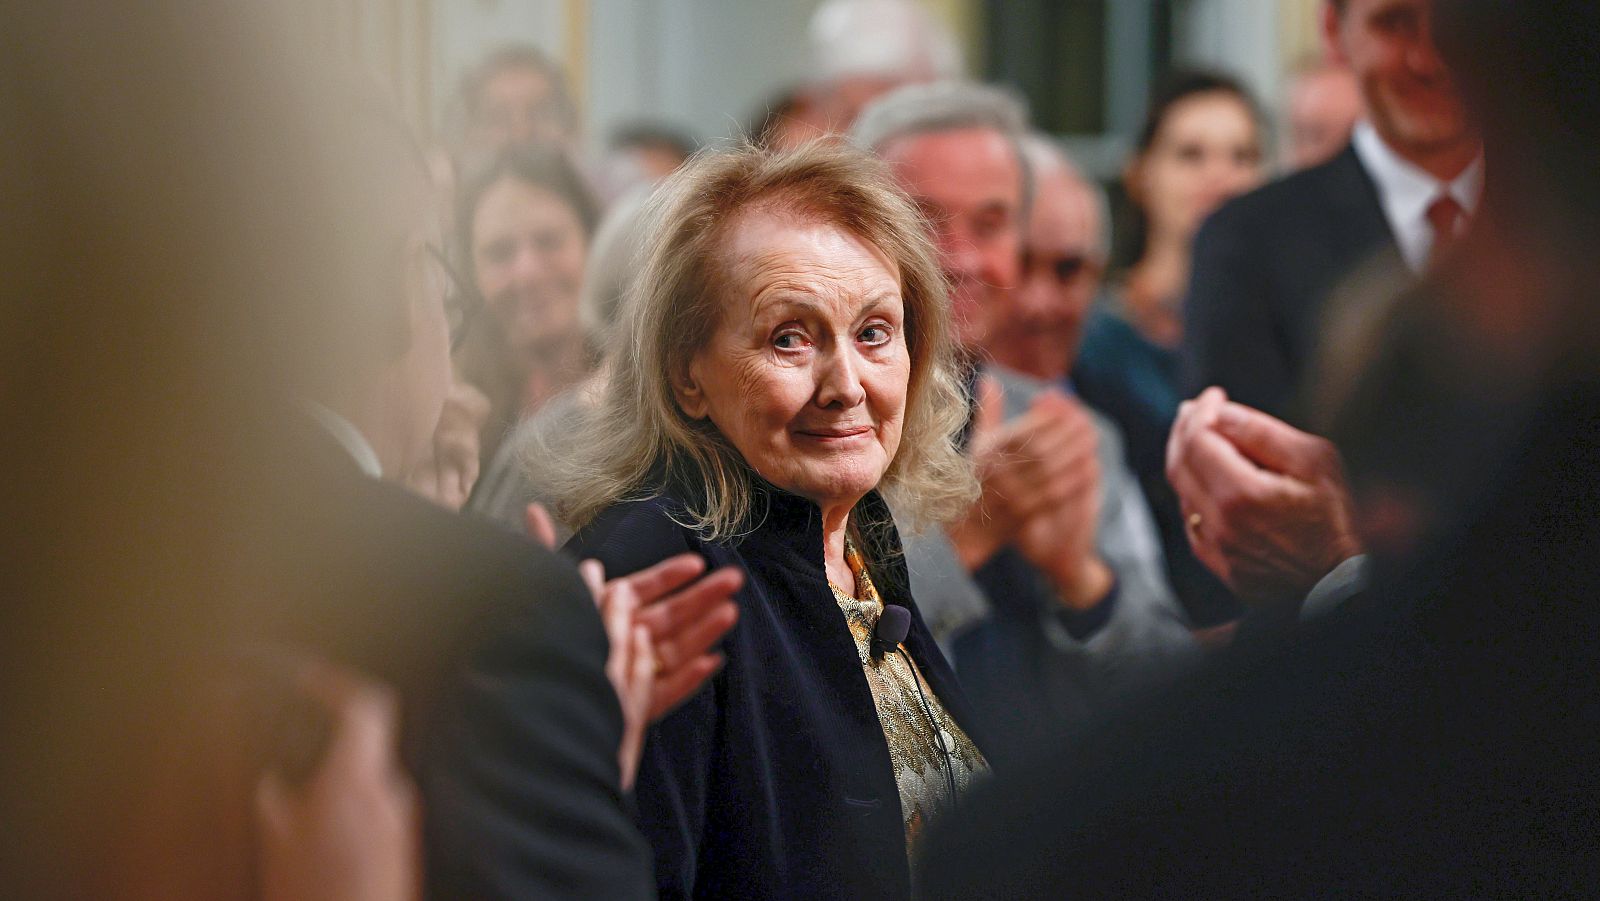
[470,175,588,359]
[675,210,910,513]
[1135,92,1264,243]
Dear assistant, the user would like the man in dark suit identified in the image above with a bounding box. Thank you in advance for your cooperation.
[241,99,665,898]
[1182,0,1482,425]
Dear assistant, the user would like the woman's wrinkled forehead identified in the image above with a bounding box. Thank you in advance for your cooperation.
[706,201,903,316]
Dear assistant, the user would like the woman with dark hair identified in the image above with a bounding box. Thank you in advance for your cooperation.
[452,144,599,490]
[1075,71,1266,629]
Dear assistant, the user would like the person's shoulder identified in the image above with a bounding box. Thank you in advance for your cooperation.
[566,493,703,577]
[1203,146,1360,236]
[347,472,584,595]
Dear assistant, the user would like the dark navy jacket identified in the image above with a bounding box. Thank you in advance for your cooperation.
[568,483,984,900]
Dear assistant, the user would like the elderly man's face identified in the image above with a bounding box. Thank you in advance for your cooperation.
[675,209,909,513]
[1325,0,1471,160]
[879,127,1021,351]
[992,168,1103,380]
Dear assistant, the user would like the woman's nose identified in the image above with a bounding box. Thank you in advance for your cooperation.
[509,244,549,285]
[815,346,867,409]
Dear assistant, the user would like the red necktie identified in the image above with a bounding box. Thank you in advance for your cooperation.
[1426,193,1466,270]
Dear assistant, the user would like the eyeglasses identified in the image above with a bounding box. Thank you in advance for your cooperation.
[1021,251,1094,286]
[425,244,483,352]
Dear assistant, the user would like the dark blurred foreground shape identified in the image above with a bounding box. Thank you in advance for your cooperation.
[919,0,1600,894]
[1,3,650,898]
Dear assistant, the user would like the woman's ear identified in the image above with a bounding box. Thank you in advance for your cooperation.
[672,360,709,420]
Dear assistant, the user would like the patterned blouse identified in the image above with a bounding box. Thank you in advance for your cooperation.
[830,537,989,854]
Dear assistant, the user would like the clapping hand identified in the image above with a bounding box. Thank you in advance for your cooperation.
[947,377,1102,572]
[1166,388,1362,607]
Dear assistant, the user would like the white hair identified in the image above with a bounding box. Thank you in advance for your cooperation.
[808,0,963,84]
[849,79,1027,154]
[850,80,1033,227]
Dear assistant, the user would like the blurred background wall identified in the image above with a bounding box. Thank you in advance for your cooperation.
[308,0,1323,177]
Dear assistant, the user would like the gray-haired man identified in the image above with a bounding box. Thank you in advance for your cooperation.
[854,83,1196,749]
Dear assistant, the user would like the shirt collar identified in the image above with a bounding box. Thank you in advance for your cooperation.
[303,401,383,478]
[1351,120,1484,272]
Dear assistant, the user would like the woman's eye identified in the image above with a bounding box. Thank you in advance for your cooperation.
[773,331,806,350]
[482,240,516,266]
[859,324,892,346]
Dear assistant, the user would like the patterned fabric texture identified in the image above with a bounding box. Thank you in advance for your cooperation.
[830,537,988,853]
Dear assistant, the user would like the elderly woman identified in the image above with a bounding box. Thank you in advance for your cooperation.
[546,140,986,898]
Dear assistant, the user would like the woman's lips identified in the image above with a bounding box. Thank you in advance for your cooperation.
[795,425,872,442]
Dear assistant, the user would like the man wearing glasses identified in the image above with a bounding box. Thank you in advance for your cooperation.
[944,133,1198,753]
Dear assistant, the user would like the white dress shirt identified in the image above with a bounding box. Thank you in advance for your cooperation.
[1351,120,1484,273]
[304,401,383,478]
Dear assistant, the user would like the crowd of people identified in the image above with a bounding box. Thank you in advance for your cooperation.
[6,0,1600,897]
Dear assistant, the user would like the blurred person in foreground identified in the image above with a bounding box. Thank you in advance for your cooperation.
[250,67,736,901]
[853,83,1196,751]
[506,140,987,898]
[1183,0,1482,424]
[920,0,1600,894]
[1,4,659,898]
[1284,57,1365,170]
[4,5,739,899]
[453,145,599,484]
[1075,72,1267,630]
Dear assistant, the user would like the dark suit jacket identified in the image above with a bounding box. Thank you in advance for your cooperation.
[568,482,983,900]
[1182,144,1399,425]
[250,425,652,899]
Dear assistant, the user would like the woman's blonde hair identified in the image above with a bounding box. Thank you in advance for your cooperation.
[537,139,977,540]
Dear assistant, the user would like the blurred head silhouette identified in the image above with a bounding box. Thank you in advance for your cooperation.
[2,3,445,895]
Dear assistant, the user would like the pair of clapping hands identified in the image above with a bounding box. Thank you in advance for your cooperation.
[1166,387,1363,608]
[945,376,1113,610]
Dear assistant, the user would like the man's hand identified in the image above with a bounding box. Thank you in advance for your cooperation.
[946,378,1103,571]
[574,554,741,790]
[1011,394,1113,610]
[611,554,742,721]
[1166,388,1362,606]
[256,661,418,901]
[403,379,490,510]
